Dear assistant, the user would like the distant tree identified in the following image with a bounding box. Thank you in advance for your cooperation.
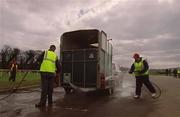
[16,51,25,69]
[0,45,42,70]
[19,50,35,69]
[0,45,13,69]
[19,50,42,69]
[8,48,20,66]
[31,50,43,70]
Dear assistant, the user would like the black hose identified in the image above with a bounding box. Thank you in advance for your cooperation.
[15,89,41,93]
[0,71,29,101]
[151,81,161,99]
[143,81,162,99]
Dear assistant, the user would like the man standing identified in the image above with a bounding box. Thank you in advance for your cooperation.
[35,45,58,107]
[129,53,156,99]
[9,59,18,82]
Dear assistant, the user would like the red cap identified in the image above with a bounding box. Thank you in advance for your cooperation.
[133,53,140,59]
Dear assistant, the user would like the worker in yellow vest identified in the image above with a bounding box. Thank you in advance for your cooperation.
[35,45,59,108]
[129,53,156,99]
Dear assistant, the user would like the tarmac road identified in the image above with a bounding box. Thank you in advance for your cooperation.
[0,73,180,117]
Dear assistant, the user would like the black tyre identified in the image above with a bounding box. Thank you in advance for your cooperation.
[105,88,114,95]
[64,88,71,94]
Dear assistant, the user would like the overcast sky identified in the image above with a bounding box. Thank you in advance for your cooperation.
[0,0,180,69]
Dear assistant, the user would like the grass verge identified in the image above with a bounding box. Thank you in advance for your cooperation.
[0,71,40,90]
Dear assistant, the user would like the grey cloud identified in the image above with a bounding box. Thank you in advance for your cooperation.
[0,0,67,49]
[75,0,180,68]
[82,0,180,40]
[0,0,180,68]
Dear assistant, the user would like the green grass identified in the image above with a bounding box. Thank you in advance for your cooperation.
[0,71,41,90]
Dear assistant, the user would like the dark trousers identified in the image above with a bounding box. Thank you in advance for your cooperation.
[9,71,16,82]
[135,75,156,96]
[40,72,55,105]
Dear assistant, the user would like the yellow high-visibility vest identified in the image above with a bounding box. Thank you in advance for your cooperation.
[177,70,180,74]
[40,51,58,73]
[133,60,149,76]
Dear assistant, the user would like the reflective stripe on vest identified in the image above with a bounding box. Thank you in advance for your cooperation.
[40,51,57,73]
[133,60,149,76]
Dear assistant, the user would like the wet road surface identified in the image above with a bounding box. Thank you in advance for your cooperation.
[0,73,180,117]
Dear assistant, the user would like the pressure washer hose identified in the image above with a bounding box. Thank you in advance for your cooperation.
[0,71,29,101]
[143,80,162,99]
[151,81,162,99]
